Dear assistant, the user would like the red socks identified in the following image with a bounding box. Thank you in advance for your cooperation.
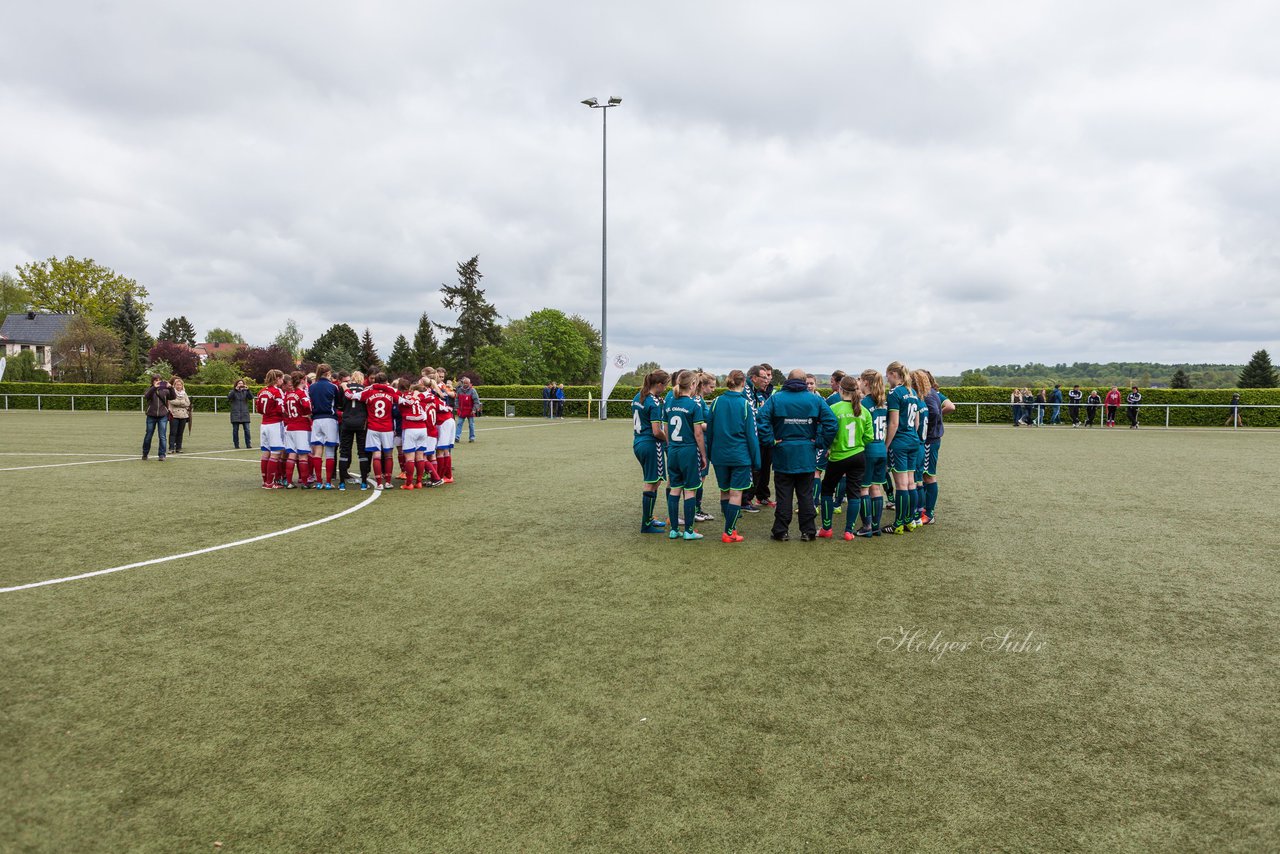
[298,457,311,484]
[326,458,336,483]
[371,455,384,485]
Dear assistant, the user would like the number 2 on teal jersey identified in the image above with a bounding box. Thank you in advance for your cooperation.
[671,415,684,442]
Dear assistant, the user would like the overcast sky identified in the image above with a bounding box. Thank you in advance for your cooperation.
[3,1,1277,374]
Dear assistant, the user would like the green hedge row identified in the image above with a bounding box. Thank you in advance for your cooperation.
[3,381,1278,426]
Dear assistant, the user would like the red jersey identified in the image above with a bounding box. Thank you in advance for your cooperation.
[399,392,433,428]
[256,386,285,424]
[435,394,453,422]
[360,383,398,432]
[283,389,312,432]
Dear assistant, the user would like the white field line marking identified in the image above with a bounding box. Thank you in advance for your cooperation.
[0,457,141,472]
[0,452,137,457]
[1,489,382,594]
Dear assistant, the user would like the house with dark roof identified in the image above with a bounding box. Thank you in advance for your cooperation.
[1,312,75,375]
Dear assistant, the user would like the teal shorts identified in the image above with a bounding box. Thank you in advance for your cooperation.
[924,440,941,477]
[861,448,888,487]
[667,445,703,491]
[713,463,753,492]
[633,441,666,484]
[889,441,919,474]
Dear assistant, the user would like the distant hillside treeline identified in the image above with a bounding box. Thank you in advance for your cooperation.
[937,362,1244,389]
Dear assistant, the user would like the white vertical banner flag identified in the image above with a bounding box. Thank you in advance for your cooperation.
[0,356,6,382]
[601,351,630,404]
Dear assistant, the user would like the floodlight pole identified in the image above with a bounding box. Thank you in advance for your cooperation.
[583,97,620,420]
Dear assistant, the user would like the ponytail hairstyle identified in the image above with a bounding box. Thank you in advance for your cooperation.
[395,377,411,392]
[885,361,908,389]
[642,369,670,398]
[698,372,716,395]
[372,371,387,384]
[725,369,746,390]
[290,371,306,389]
[860,369,886,407]
[675,370,696,395]
[281,374,294,391]
[912,369,932,397]
[264,368,285,386]
[840,375,862,416]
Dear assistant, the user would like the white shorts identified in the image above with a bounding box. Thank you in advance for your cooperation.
[437,417,456,449]
[259,422,285,452]
[423,434,438,454]
[310,419,339,447]
[364,430,396,452]
[285,430,311,455]
[402,427,429,453]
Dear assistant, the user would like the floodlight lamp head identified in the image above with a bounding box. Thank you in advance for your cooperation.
[581,98,599,107]
[607,96,622,105]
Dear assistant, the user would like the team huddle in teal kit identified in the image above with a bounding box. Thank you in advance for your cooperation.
[630,362,955,543]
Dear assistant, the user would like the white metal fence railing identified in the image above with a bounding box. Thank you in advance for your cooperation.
[1,394,1276,429]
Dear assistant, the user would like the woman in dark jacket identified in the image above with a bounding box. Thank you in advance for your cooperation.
[228,379,253,449]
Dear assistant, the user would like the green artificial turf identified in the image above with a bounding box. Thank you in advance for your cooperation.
[1,412,1277,852]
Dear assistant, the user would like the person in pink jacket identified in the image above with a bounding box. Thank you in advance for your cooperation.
[1104,387,1122,427]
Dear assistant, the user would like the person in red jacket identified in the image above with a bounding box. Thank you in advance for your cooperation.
[1104,387,1122,427]
[455,376,480,443]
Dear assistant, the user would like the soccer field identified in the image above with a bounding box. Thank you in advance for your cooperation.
[1,412,1277,852]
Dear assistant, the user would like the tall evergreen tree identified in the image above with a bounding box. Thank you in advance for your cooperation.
[304,323,361,363]
[386,335,416,377]
[412,312,443,368]
[1239,349,1277,388]
[358,328,382,374]
[112,293,153,381]
[157,315,197,346]
[435,256,501,371]
[1170,368,1191,389]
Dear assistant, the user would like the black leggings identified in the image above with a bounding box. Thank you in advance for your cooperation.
[339,424,371,483]
[821,452,866,497]
[170,417,189,451]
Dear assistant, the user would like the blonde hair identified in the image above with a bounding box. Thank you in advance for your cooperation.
[264,369,285,386]
[912,369,932,395]
[675,371,696,394]
[350,370,365,385]
[886,361,909,389]
[860,369,886,406]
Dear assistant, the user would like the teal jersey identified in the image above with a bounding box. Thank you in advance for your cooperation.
[666,394,704,447]
[705,389,761,469]
[663,389,676,410]
[631,392,664,446]
[829,400,873,462]
[862,395,889,448]
[825,390,842,407]
[887,385,921,446]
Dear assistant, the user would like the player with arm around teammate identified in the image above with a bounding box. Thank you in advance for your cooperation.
[281,372,315,488]
[665,372,708,540]
[351,372,398,489]
[853,369,889,537]
[705,370,761,543]
[632,369,670,533]
[883,361,922,534]
[919,370,955,525]
[255,369,287,489]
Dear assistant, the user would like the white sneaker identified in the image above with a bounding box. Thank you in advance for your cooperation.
[694,511,714,522]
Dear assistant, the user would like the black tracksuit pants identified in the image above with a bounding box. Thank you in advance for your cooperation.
[772,471,816,538]
[339,422,371,483]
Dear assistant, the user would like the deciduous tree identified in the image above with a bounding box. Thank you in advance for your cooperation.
[148,340,200,378]
[304,323,360,363]
[16,256,150,326]
[53,317,123,382]
[205,327,245,345]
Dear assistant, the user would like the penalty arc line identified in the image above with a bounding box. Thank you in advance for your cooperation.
[1,489,382,594]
